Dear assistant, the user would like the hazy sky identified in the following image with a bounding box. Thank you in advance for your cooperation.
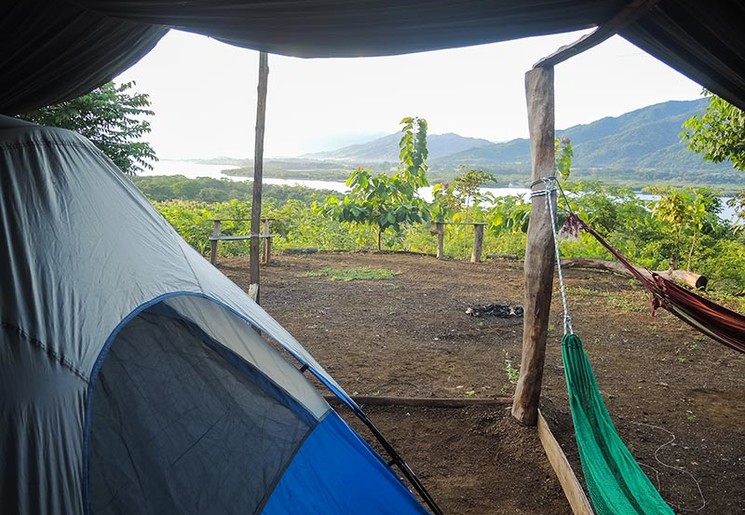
[117,29,704,160]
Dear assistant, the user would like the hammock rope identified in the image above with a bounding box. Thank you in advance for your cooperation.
[537,176,674,515]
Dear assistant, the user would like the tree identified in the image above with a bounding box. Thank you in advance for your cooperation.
[682,91,745,170]
[432,166,497,222]
[19,81,156,175]
[682,91,745,225]
[647,186,723,270]
[321,117,431,250]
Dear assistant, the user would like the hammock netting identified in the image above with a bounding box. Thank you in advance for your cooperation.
[562,333,674,515]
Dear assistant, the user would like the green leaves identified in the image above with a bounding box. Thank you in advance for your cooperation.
[682,91,745,171]
[19,81,156,175]
[322,117,431,250]
[555,137,574,181]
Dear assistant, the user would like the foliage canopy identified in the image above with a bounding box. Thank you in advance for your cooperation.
[321,117,432,250]
[20,81,157,175]
[682,91,745,171]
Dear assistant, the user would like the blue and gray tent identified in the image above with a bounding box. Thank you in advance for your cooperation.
[0,116,436,514]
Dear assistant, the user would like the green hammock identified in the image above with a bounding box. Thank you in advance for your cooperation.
[562,333,674,515]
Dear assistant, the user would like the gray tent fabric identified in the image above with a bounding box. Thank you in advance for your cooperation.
[0,114,380,513]
[0,115,342,398]
[4,1,745,114]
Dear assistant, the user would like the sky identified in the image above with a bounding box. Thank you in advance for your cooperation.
[117,29,704,160]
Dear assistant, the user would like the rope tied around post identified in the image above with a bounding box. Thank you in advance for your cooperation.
[530,176,573,335]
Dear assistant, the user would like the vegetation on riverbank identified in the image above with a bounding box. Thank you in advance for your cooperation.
[132,174,745,298]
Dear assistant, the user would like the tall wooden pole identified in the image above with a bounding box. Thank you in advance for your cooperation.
[512,66,556,426]
[250,52,269,304]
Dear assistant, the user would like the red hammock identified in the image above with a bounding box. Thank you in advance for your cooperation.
[569,214,745,355]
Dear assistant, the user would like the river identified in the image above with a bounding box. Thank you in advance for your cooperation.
[145,160,737,221]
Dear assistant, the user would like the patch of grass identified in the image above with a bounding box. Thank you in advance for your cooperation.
[504,351,520,385]
[303,267,397,281]
[564,286,596,297]
[605,291,647,313]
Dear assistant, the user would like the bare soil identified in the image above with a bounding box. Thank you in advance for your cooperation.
[220,252,745,514]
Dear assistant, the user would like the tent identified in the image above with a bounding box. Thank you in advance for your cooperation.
[0,115,429,514]
[3,1,745,115]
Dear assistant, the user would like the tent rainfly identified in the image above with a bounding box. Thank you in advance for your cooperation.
[0,115,430,515]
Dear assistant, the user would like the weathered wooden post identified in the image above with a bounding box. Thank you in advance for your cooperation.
[250,52,269,304]
[210,219,221,265]
[512,66,556,426]
[436,222,445,259]
[471,223,485,263]
[261,218,272,264]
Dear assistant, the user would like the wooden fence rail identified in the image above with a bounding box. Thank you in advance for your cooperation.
[433,222,486,263]
[208,218,273,266]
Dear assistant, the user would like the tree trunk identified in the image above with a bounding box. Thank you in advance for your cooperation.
[562,258,708,290]
[512,66,555,427]
[250,52,269,304]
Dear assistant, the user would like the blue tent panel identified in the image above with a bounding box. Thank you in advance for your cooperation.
[262,412,428,514]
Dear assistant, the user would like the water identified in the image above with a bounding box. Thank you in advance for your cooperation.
[145,161,737,221]
[141,160,246,180]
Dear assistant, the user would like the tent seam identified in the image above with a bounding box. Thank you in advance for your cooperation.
[0,320,89,382]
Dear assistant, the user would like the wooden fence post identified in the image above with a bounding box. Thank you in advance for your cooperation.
[261,218,272,264]
[210,219,221,265]
[436,222,445,259]
[471,223,484,263]
[512,66,556,426]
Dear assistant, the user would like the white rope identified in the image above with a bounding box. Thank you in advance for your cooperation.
[532,176,573,335]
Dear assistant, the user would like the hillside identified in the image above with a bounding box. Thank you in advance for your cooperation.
[303,132,493,162]
[221,98,745,192]
[434,98,723,170]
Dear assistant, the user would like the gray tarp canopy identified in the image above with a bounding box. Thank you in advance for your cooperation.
[1,0,745,115]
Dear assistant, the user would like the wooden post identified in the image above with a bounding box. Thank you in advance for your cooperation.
[436,222,445,259]
[210,219,221,265]
[471,224,484,263]
[250,52,269,304]
[261,218,272,264]
[512,66,556,426]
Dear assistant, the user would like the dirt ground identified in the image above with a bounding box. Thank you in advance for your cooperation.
[220,252,745,514]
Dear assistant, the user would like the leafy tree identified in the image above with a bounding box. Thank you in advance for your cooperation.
[432,166,497,222]
[321,117,431,250]
[19,81,156,175]
[647,186,723,270]
[682,91,745,171]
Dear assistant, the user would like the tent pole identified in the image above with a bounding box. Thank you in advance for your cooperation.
[512,66,556,426]
[250,52,269,304]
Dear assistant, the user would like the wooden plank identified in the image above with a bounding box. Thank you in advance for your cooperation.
[323,395,513,408]
[534,0,661,68]
[537,410,595,515]
[512,66,555,426]
[209,235,271,241]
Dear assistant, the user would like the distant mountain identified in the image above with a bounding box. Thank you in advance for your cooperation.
[302,132,494,162]
[224,98,745,192]
[435,98,724,172]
